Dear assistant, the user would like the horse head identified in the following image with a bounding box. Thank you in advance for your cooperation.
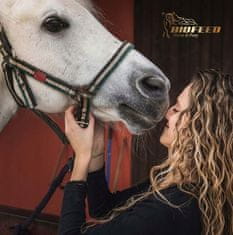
[0,0,170,135]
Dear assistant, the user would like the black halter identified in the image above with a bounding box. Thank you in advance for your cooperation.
[0,26,134,130]
[0,27,134,234]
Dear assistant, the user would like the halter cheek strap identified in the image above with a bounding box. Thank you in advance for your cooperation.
[0,26,135,235]
[0,26,134,129]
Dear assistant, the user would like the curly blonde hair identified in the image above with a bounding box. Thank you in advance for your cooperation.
[82,69,233,235]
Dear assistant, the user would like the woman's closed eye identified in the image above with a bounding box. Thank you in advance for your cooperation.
[173,107,179,112]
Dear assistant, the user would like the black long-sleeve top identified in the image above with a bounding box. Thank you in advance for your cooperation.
[58,167,202,235]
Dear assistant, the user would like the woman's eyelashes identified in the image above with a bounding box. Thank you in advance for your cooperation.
[171,105,179,113]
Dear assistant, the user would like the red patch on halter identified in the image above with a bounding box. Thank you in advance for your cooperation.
[34,71,47,82]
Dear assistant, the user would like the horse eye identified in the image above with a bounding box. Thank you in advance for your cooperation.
[42,16,70,33]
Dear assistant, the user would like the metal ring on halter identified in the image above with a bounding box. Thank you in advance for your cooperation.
[78,121,90,128]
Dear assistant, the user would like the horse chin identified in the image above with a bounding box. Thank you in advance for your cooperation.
[119,113,159,135]
[92,107,162,135]
[123,123,154,135]
[92,108,120,123]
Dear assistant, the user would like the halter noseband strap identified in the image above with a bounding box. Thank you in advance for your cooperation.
[0,27,135,235]
[0,26,134,128]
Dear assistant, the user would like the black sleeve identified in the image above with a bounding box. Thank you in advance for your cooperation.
[58,168,149,235]
[86,166,150,218]
[58,182,171,235]
[85,192,201,235]
[58,180,201,235]
[58,182,87,235]
[85,198,175,235]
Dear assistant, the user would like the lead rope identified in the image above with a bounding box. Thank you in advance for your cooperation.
[0,27,134,234]
[10,157,74,235]
[3,63,71,234]
[8,112,73,235]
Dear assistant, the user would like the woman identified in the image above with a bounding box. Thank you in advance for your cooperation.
[58,69,233,235]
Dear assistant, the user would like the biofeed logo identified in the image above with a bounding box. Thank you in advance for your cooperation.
[162,12,221,38]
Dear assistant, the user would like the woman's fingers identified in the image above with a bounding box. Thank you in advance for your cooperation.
[64,105,96,156]
[88,113,95,128]
[65,105,95,130]
[65,105,75,124]
[65,106,75,133]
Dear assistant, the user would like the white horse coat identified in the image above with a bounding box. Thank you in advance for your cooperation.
[0,0,170,134]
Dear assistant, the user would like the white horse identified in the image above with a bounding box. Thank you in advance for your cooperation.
[0,0,170,135]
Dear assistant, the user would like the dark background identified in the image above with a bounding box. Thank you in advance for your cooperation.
[1,0,232,233]
[132,0,233,183]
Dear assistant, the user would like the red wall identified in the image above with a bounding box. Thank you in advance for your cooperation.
[0,0,134,216]
[94,0,134,41]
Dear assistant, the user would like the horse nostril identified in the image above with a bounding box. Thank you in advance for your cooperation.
[139,77,166,98]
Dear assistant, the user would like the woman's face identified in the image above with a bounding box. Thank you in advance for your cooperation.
[160,84,192,148]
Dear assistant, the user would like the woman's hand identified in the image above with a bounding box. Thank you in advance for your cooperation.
[65,106,95,157]
[65,105,95,181]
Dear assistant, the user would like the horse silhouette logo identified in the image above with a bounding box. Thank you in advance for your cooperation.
[162,12,198,38]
